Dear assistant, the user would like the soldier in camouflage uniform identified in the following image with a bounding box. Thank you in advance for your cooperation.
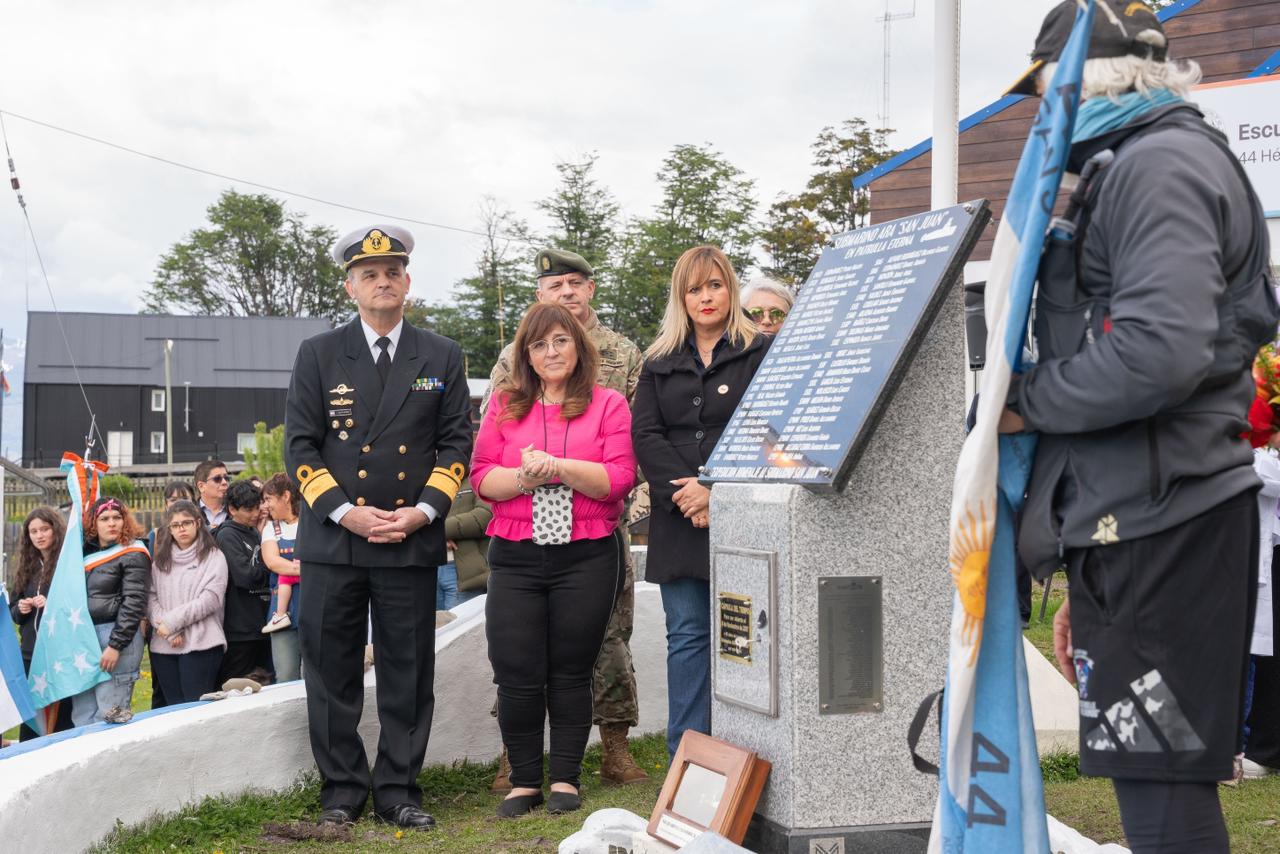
[483,248,648,789]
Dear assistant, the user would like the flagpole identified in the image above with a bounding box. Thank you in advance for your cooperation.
[931,0,961,209]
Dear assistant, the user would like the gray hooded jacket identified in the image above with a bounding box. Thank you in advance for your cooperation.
[1012,103,1279,577]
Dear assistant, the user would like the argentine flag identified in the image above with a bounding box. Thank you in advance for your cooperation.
[1,584,37,734]
[25,454,112,728]
[932,2,1094,851]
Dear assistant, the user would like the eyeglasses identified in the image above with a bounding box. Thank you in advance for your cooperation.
[747,307,788,323]
[168,519,198,532]
[207,475,229,484]
[527,334,573,356]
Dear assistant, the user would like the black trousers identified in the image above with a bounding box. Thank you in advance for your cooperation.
[151,647,224,704]
[486,533,624,789]
[1246,547,1280,767]
[219,638,272,684]
[1066,489,1257,782]
[300,562,437,813]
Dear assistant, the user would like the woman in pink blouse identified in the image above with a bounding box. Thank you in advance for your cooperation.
[472,302,636,818]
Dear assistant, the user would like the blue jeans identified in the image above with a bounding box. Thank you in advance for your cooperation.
[271,628,302,683]
[436,562,483,611]
[71,622,144,726]
[659,577,711,758]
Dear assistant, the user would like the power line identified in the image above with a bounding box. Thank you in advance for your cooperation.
[2,111,109,457]
[0,107,536,245]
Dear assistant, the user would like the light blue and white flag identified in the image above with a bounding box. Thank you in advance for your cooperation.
[0,584,38,734]
[932,2,1095,852]
[26,454,111,721]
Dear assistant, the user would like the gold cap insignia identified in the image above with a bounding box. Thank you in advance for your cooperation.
[541,255,551,271]
[363,229,392,255]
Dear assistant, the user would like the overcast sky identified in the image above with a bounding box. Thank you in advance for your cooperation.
[0,0,1054,458]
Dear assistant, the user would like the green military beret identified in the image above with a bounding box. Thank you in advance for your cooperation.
[535,248,594,279]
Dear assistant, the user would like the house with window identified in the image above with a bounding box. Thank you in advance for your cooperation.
[22,312,331,470]
[854,0,1280,264]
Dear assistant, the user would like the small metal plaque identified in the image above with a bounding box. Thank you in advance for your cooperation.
[712,547,778,716]
[818,576,883,715]
[719,592,753,663]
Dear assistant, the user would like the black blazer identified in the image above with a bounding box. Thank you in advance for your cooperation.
[284,317,473,568]
[632,333,770,583]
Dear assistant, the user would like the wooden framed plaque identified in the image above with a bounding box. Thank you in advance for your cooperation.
[647,731,771,847]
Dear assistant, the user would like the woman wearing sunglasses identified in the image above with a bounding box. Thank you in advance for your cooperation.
[742,276,794,336]
[147,499,228,704]
[472,302,636,818]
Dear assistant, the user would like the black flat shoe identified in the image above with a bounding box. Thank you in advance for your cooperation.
[376,803,437,830]
[547,790,581,814]
[317,805,361,826]
[496,791,544,818]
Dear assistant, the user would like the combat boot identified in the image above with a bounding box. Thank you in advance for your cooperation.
[491,747,513,793]
[599,723,649,785]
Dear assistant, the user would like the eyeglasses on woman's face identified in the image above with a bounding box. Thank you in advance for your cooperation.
[168,519,198,532]
[747,307,787,323]
[527,334,573,356]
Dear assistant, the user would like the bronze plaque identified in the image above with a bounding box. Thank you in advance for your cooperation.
[817,576,883,714]
[718,593,753,663]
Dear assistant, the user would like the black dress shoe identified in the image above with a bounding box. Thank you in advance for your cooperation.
[317,805,361,826]
[496,790,544,818]
[376,803,437,830]
[547,790,581,814]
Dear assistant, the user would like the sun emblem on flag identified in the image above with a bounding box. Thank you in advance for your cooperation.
[949,500,993,666]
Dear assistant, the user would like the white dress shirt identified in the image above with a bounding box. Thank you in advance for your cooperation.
[328,317,438,529]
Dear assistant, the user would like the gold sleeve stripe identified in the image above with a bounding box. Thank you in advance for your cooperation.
[299,468,340,507]
[426,465,465,501]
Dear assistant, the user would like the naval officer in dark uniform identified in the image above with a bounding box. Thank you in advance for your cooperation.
[284,224,473,830]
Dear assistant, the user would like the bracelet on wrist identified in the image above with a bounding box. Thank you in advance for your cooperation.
[514,470,535,496]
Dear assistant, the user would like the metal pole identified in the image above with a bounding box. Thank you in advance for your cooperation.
[931,0,961,210]
[164,339,174,470]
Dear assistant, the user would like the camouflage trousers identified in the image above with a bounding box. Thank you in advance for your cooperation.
[592,547,639,726]
[487,537,640,727]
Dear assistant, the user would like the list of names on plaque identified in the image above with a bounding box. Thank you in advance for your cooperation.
[703,201,988,490]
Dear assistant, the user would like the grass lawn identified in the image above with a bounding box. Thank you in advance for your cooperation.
[16,593,1280,852]
[93,732,672,854]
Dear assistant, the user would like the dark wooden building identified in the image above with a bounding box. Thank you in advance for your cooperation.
[22,312,331,469]
[855,0,1280,260]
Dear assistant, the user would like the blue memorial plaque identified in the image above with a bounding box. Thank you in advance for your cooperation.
[702,200,990,492]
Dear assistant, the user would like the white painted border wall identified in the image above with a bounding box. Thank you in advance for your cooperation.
[0,584,671,854]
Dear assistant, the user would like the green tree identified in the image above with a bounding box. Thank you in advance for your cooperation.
[424,199,537,374]
[143,190,349,324]
[610,144,758,347]
[536,153,620,285]
[240,421,285,480]
[760,118,895,284]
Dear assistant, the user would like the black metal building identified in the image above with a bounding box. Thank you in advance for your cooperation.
[22,312,331,469]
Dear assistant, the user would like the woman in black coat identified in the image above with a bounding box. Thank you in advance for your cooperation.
[632,245,770,758]
[9,506,73,740]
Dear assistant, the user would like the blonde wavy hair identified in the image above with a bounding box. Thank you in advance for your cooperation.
[646,246,757,360]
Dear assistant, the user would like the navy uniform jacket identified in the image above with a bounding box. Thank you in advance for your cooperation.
[284,317,473,568]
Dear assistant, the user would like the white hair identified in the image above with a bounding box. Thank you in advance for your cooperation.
[1040,30,1202,103]
[741,276,795,310]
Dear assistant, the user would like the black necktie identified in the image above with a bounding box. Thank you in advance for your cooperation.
[376,336,392,387]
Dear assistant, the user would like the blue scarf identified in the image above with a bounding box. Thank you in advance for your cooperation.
[1071,88,1183,144]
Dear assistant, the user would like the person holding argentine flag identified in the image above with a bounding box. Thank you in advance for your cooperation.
[940,1,1278,853]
